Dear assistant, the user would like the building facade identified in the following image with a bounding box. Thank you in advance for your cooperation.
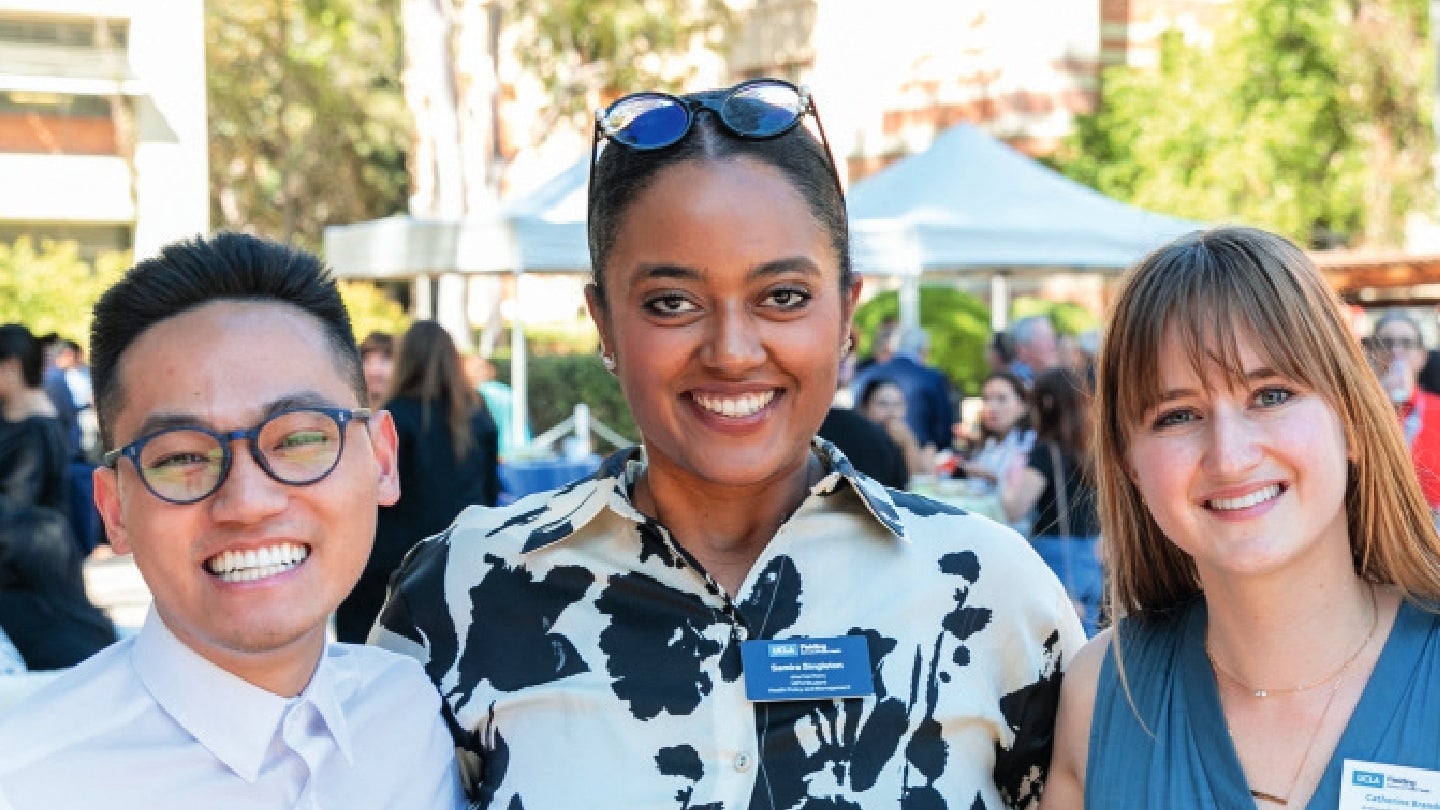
[0,0,207,261]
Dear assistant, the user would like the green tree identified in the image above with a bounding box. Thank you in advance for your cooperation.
[853,286,991,397]
[338,280,411,343]
[508,0,736,130]
[1058,0,1431,248]
[0,239,128,344]
[207,0,411,249]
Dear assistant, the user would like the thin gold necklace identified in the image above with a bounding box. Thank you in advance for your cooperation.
[1208,587,1379,806]
[1205,587,1378,698]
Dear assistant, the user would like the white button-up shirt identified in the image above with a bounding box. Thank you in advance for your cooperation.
[0,610,463,809]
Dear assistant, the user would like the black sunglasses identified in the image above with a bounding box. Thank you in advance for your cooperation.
[588,78,844,210]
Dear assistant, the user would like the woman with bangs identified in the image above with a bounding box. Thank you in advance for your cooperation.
[1042,227,1440,809]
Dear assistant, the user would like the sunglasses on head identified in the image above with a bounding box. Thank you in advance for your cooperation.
[588,78,844,208]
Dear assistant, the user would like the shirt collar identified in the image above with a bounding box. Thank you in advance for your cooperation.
[518,436,906,555]
[130,609,357,781]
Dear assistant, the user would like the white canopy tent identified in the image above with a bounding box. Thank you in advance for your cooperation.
[323,162,594,453]
[845,123,1203,329]
[322,160,591,277]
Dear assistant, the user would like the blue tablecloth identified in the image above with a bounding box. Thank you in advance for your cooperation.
[499,456,602,502]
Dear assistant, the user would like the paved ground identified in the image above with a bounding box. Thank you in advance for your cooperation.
[83,548,151,633]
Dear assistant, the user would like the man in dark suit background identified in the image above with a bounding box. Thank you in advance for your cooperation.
[849,327,956,452]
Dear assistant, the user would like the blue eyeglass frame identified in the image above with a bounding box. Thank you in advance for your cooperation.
[101,406,371,505]
[587,78,846,216]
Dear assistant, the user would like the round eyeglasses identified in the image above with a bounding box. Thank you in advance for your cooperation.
[101,407,371,505]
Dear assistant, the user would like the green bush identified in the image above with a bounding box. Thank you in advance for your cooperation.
[0,238,129,345]
[493,353,638,450]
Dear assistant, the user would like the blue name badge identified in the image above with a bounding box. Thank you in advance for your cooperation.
[740,636,875,702]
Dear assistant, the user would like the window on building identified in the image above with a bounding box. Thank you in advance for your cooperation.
[0,92,119,155]
[0,223,132,262]
[0,16,128,48]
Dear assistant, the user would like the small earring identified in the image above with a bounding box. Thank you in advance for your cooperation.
[601,352,616,372]
[842,336,854,356]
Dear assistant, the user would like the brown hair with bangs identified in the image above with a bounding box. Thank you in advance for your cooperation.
[1095,226,1440,622]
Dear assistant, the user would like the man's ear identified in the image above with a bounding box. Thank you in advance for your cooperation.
[368,409,401,507]
[93,465,131,555]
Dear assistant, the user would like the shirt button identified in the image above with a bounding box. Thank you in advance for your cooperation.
[734,752,753,772]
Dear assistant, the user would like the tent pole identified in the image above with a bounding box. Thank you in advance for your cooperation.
[413,272,434,319]
[990,273,1010,332]
[899,276,921,333]
[509,269,530,452]
[437,272,472,352]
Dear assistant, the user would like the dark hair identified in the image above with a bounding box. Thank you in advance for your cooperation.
[90,232,363,449]
[858,377,902,411]
[587,88,851,306]
[1031,366,1090,470]
[360,331,395,358]
[389,320,481,462]
[0,324,43,387]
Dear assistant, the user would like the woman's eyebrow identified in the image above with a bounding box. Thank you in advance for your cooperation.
[750,257,820,279]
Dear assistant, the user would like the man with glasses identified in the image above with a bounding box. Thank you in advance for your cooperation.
[0,233,463,809]
[1372,310,1440,513]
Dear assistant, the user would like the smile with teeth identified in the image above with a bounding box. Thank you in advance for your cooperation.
[693,390,776,418]
[1206,484,1283,511]
[205,543,310,583]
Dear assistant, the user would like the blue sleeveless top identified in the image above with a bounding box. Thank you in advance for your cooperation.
[1087,598,1440,808]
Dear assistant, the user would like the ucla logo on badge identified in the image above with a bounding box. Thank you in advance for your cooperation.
[768,643,798,658]
[1352,771,1384,788]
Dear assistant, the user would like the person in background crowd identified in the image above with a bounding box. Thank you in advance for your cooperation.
[1045,227,1440,809]
[0,233,463,809]
[854,314,898,375]
[465,354,526,460]
[0,325,71,525]
[1061,328,1100,388]
[1414,330,1440,395]
[44,338,104,555]
[37,334,80,462]
[986,330,1015,375]
[335,320,500,643]
[1370,311,1440,512]
[359,331,395,411]
[0,506,115,670]
[818,345,909,489]
[374,77,1082,808]
[1008,315,1060,386]
[1001,366,1102,636]
[961,370,1035,531]
[849,326,956,452]
[816,403,908,489]
[857,377,933,478]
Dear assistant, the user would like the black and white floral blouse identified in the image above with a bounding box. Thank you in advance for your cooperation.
[374,438,1085,810]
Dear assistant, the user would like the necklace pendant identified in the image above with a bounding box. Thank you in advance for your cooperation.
[1251,788,1288,804]
[1255,689,1268,698]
